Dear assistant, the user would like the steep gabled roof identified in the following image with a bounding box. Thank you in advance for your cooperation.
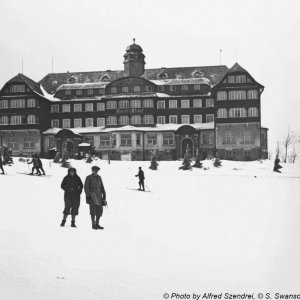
[227,62,247,73]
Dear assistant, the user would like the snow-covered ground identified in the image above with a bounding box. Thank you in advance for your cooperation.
[0,158,300,299]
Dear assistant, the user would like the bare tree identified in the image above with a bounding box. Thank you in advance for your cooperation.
[282,126,295,163]
[289,140,300,163]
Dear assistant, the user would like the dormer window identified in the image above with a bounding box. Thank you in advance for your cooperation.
[68,77,76,83]
[194,85,201,90]
[122,86,129,93]
[169,86,176,92]
[134,86,140,92]
[145,86,152,92]
[101,74,110,81]
[75,89,82,96]
[192,71,204,77]
[158,71,168,79]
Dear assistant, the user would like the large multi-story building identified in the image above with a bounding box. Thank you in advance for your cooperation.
[0,41,268,160]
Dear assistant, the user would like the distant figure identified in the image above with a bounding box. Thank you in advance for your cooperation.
[213,157,222,167]
[37,156,46,175]
[60,167,83,227]
[135,166,145,191]
[0,154,5,174]
[84,166,106,230]
[273,157,283,173]
[28,154,41,175]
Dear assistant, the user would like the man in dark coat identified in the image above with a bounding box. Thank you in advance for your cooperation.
[273,156,283,173]
[135,166,145,191]
[60,167,83,227]
[28,154,41,175]
[0,153,4,174]
[84,166,106,230]
[37,156,46,175]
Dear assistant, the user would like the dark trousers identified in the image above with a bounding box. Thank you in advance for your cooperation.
[89,201,103,224]
[139,180,145,191]
[32,167,41,175]
[0,164,4,174]
[63,196,80,216]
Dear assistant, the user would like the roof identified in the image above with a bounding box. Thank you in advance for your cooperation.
[227,62,248,73]
[56,82,108,91]
[150,77,211,86]
[101,92,170,99]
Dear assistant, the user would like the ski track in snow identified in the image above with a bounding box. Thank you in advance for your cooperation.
[0,159,300,299]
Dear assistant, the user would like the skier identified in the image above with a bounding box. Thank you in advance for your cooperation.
[84,166,106,230]
[0,153,5,174]
[273,156,283,173]
[135,166,145,191]
[60,167,83,227]
[27,154,41,175]
[37,155,46,175]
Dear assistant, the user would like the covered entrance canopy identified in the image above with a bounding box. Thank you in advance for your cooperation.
[55,129,83,158]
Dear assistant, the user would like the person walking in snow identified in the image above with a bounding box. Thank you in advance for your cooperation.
[273,156,283,173]
[84,166,106,230]
[37,155,46,175]
[28,154,41,175]
[135,166,145,191]
[0,153,5,174]
[60,167,83,228]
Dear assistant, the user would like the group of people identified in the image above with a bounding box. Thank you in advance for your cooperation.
[27,154,46,175]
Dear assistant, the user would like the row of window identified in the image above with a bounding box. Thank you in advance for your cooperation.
[222,130,253,144]
[217,90,258,100]
[6,137,37,150]
[217,107,259,118]
[0,115,37,125]
[0,99,37,109]
[5,84,31,93]
[226,75,247,84]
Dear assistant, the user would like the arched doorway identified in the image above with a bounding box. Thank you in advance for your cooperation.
[62,140,74,158]
[181,138,194,157]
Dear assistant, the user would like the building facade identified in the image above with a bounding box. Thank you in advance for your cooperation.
[0,41,268,160]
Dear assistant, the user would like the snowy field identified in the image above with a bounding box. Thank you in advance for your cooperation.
[0,158,300,300]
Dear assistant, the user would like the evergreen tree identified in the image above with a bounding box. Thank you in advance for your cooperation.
[193,148,203,168]
[149,150,159,170]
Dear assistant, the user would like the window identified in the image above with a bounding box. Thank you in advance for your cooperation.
[62,119,71,128]
[107,116,117,125]
[85,118,94,127]
[27,98,36,107]
[163,132,174,145]
[206,99,214,107]
[65,90,71,95]
[134,86,140,92]
[111,87,117,94]
[27,115,36,124]
[228,75,235,83]
[145,86,152,92]
[99,88,105,95]
[51,119,59,128]
[182,85,188,91]
[84,136,94,146]
[236,75,246,83]
[158,86,164,92]
[181,115,190,124]
[8,139,19,150]
[143,115,154,124]
[217,108,227,118]
[156,101,165,109]
[74,119,82,128]
[100,134,110,147]
[131,115,141,125]
[97,103,105,111]
[229,108,247,118]
[119,100,130,109]
[157,116,165,124]
[122,86,129,93]
[247,90,258,99]
[119,115,129,125]
[62,104,71,112]
[206,114,214,123]
[169,86,176,91]
[87,89,93,95]
[10,115,22,125]
[120,134,132,146]
[202,132,214,144]
[136,134,141,146]
[10,99,25,108]
[228,90,247,100]
[131,99,141,108]
[217,91,227,101]
[147,133,157,146]
[9,84,25,93]
[51,105,59,113]
[143,99,153,108]
[224,131,234,144]
[74,104,82,112]
[85,103,93,111]
[248,107,258,117]
[193,115,202,123]
[49,136,56,149]
[24,136,35,149]
[193,99,202,108]
[169,100,177,109]
[75,89,82,96]
[0,100,9,109]
[0,116,9,125]
[242,130,251,143]
[106,101,117,109]
[169,115,178,124]
[194,84,201,90]
[97,118,105,127]
[181,100,190,108]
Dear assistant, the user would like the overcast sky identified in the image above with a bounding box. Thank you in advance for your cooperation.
[0,0,299,150]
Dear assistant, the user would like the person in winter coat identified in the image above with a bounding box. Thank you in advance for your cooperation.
[28,154,41,175]
[135,166,145,191]
[60,167,83,227]
[273,156,283,173]
[37,156,46,175]
[0,154,4,174]
[84,166,106,230]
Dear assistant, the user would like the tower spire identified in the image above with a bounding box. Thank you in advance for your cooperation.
[133,38,136,44]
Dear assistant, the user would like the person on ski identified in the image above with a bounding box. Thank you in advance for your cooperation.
[27,154,41,175]
[84,166,106,230]
[135,166,145,191]
[273,156,283,173]
[0,152,5,174]
[37,155,46,175]
[60,167,83,228]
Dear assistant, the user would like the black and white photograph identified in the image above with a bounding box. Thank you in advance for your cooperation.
[0,0,300,299]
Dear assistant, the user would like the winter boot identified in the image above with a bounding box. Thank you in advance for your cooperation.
[71,221,76,228]
[92,223,98,230]
[96,224,104,230]
[60,220,66,227]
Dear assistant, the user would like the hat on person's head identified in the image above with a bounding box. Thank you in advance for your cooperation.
[91,166,100,171]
